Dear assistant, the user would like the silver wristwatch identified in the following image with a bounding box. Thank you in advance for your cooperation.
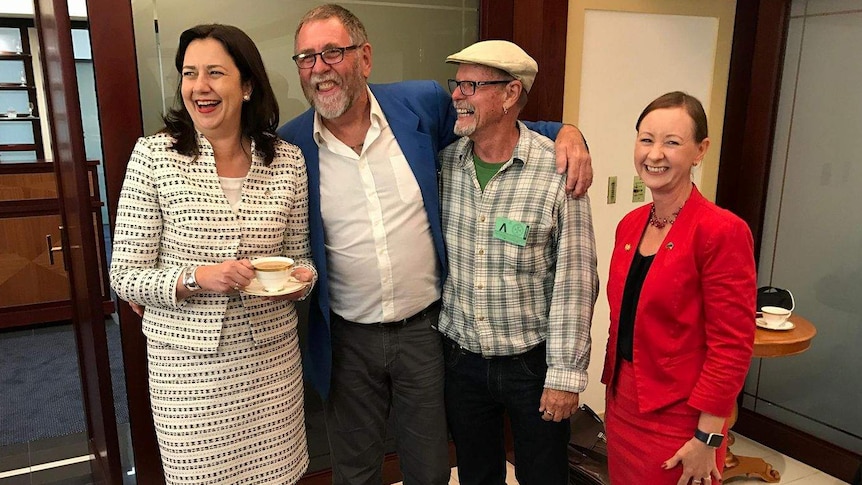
[182,266,201,291]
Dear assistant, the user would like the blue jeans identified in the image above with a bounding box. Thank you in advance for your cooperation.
[443,337,570,485]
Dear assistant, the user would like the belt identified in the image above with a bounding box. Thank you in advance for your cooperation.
[443,336,546,359]
[333,300,441,328]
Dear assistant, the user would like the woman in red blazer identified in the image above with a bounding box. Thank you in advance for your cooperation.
[602,92,756,485]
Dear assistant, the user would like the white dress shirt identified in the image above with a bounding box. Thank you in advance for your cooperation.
[314,88,439,323]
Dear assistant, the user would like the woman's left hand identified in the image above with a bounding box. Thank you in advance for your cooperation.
[263,267,313,301]
[663,437,721,485]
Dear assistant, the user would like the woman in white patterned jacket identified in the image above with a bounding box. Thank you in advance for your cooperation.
[110,24,315,484]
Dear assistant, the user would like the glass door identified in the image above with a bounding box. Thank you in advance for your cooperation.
[743,0,862,458]
[0,0,125,482]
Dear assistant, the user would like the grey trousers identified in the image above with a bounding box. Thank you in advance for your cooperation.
[325,305,450,485]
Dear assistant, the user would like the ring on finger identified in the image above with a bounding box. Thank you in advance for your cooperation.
[693,480,702,484]
[544,410,554,417]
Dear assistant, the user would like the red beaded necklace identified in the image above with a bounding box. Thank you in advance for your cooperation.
[648,204,682,229]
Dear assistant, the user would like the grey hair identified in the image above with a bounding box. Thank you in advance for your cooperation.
[294,4,369,47]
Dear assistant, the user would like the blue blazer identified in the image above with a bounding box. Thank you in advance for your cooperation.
[278,80,561,399]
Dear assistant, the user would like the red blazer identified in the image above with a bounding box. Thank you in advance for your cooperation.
[601,186,756,417]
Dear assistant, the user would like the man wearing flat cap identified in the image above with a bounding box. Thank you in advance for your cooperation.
[437,40,599,484]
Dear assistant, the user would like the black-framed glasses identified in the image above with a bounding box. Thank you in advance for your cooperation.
[292,45,360,69]
[447,79,512,96]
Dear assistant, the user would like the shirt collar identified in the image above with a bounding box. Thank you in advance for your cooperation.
[455,121,529,167]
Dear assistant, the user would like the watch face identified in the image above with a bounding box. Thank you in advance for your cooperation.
[695,429,724,447]
[706,433,724,447]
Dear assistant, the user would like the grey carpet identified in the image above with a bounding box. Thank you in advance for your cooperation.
[0,321,129,446]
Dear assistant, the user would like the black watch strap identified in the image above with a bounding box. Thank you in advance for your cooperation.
[694,428,724,447]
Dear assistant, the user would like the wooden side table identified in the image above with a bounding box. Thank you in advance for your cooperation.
[723,314,817,482]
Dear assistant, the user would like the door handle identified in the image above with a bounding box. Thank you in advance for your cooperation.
[46,225,69,271]
[46,233,63,265]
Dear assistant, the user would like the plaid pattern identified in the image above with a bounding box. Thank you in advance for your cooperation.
[438,122,598,393]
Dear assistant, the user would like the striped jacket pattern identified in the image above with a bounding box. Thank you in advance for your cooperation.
[110,132,315,352]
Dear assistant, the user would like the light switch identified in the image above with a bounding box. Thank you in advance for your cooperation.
[632,176,646,202]
[607,176,617,204]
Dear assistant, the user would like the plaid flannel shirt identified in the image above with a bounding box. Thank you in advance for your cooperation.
[437,122,599,393]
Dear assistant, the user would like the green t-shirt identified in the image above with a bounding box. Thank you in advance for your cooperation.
[473,153,505,191]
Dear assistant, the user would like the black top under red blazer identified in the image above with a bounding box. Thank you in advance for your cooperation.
[602,185,756,418]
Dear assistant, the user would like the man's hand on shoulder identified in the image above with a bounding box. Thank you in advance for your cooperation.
[553,124,593,198]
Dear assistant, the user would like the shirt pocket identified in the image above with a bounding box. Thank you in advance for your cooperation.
[501,222,553,274]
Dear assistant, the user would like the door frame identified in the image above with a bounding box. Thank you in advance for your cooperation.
[80,0,163,482]
[32,0,121,481]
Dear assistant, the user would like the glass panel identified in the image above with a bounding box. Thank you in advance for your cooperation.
[0,59,26,84]
[0,27,23,53]
[131,0,478,475]
[0,90,30,113]
[0,120,34,143]
[0,150,37,161]
[746,9,862,455]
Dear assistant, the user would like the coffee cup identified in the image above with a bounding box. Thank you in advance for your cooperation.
[761,305,791,326]
[252,256,294,292]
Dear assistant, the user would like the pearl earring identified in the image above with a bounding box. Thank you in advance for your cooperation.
[243,94,250,101]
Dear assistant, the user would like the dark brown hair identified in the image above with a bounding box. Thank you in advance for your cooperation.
[162,24,279,165]
[635,91,708,142]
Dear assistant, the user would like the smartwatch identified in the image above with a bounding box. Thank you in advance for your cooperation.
[182,266,201,291]
[694,429,724,447]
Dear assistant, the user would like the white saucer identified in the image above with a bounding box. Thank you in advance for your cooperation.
[242,278,307,297]
[756,317,795,331]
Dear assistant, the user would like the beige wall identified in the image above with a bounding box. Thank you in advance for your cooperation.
[131,0,478,135]
[563,0,737,412]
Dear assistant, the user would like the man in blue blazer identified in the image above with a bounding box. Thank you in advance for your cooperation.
[278,4,592,484]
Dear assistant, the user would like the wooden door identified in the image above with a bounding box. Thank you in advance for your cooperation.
[0,162,112,327]
[32,0,122,481]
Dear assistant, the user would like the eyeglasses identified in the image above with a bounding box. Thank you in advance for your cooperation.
[292,45,360,69]
[447,79,512,96]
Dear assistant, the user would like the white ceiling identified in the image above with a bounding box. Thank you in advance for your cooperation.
[1,0,88,18]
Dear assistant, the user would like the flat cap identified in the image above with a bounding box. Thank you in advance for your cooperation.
[446,40,538,92]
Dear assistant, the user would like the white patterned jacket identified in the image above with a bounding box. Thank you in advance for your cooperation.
[110,132,315,352]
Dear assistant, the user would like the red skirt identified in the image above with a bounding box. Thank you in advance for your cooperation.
[605,360,727,484]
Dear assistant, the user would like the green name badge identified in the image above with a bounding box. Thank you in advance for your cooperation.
[493,216,529,247]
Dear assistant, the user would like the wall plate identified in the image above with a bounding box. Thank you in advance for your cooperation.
[632,176,646,202]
